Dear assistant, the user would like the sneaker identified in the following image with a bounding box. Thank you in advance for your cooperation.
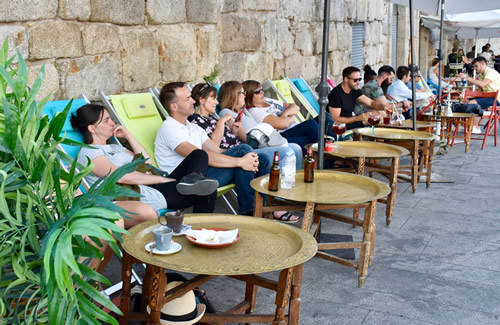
[176,173,219,196]
[471,126,482,134]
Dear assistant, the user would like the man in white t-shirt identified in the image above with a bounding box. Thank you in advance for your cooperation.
[155,82,269,215]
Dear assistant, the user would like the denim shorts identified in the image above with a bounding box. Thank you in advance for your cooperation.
[473,97,500,110]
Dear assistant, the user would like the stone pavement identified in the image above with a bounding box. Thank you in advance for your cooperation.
[106,137,500,324]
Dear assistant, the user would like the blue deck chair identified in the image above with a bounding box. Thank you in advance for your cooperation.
[41,97,142,296]
[102,91,238,215]
[263,79,306,122]
[420,76,438,95]
[285,76,320,119]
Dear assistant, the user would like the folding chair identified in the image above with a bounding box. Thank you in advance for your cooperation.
[465,90,499,150]
[263,79,306,122]
[41,97,142,297]
[327,77,336,89]
[102,91,238,215]
[419,76,438,95]
[285,76,320,119]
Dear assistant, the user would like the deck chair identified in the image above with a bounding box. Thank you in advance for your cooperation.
[465,90,499,150]
[419,76,438,95]
[102,91,238,215]
[285,76,320,119]
[264,79,306,122]
[327,77,336,89]
[41,97,142,297]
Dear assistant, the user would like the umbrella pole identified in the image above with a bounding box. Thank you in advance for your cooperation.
[315,0,331,170]
[473,28,479,90]
[437,0,444,104]
[409,0,417,130]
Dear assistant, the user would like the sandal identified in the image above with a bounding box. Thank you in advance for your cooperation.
[272,211,299,224]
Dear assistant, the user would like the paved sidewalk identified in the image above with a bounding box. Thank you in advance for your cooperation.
[108,137,500,324]
[201,138,500,324]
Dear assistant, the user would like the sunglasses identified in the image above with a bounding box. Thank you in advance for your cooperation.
[254,88,264,95]
[348,77,362,82]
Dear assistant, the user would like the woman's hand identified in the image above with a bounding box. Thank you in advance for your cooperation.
[113,125,131,138]
[219,114,233,124]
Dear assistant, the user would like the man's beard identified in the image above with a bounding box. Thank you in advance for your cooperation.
[381,80,391,95]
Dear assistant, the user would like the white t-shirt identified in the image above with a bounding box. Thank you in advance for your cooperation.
[219,108,258,131]
[246,99,297,131]
[155,117,209,173]
[77,144,167,211]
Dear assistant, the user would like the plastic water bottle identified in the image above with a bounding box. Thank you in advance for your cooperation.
[281,151,296,189]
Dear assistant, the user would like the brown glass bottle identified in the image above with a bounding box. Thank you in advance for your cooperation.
[304,146,314,183]
[268,151,280,191]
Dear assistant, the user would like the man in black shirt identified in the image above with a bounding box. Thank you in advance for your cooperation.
[327,66,387,130]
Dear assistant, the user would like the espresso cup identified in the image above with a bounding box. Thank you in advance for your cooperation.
[152,226,173,251]
[165,210,184,233]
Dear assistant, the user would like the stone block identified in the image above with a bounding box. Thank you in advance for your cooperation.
[221,15,261,53]
[329,0,347,22]
[120,29,160,91]
[344,0,357,22]
[58,54,121,100]
[186,0,217,24]
[157,25,196,82]
[219,52,246,81]
[376,43,385,63]
[275,19,294,58]
[335,22,351,52]
[364,45,377,66]
[59,0,91,21]
[242,0,257,10]
[90,0,144,25]
[277,0,314,22]
[0,0,57,22]
[27,62,60,101]
[312,23,336,55]
[256,0,278,11]
[262,17,277,55]
[355,0,368,22]
[147,0,185,24]
[29,21,83,60]
[82,24,120,55]
[294,24,313,56]
[222,0,240,13]
[0,25,28,62]
[285,54,318,80]
[196,25,219,79]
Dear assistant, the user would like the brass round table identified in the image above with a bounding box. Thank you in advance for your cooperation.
[308,141,409,226]
[119,215,317,325]
[377,119,436,130]
[251,170,390,287]
[422,112,477,152]
[354,127,438,193]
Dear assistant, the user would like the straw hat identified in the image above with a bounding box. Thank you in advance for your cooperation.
[147,280,206,324]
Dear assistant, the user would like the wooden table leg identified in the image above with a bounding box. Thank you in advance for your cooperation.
[301,201,316,233]
[357,200,376,288]
[119,251,132,325]
[254,191,264,218]
[385,156,400,226]
[411,140,419,193]
[465,116,472,153]
[148,265,167,324]
[272,268,294,324]
[244,280,258,316]
[426,140,435,189]
[352,157,365,227]
[288,264,304,325]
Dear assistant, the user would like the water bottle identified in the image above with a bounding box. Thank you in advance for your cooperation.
[281,151,296,189]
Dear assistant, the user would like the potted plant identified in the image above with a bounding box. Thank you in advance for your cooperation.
[0,39,140,323]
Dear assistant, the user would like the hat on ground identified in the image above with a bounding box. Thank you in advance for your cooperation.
[147,280,206,325]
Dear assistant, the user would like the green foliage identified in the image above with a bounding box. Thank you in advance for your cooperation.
[202,63,221,85]
[0,38,137,323]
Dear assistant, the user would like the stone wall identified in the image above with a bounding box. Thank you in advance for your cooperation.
[0,0,392,101]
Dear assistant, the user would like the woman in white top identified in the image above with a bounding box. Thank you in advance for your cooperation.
[428,57,451,88]
[71,104,218,228]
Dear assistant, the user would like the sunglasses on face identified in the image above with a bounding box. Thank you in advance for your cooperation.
[349,77,362,82]
[254,88,264,95]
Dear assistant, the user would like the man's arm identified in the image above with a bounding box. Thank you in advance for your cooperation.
[459,73,491,90]
[357,95,385,111]
[329,106,367,124]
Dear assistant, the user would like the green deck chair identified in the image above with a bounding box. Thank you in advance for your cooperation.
[264,79,307,122]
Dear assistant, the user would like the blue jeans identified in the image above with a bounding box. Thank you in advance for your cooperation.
[473,97,500,110]
[206,144,269,214]
[281,119,319,155]
[254,144,302,170]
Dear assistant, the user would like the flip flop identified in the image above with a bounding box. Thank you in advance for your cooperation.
[273,211,299,224]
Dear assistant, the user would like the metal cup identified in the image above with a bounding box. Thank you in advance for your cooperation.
[152,226,173,251]
[165,210,184,233]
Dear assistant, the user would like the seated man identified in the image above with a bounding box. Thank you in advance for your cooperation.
[458,56,500,133]
[355,65,411,116]
[155,82,270,215]
[327,66,390,130]
[388,66,435,118]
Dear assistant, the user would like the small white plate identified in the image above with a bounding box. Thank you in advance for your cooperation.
[145,241,182,255]
[172,224,192,237]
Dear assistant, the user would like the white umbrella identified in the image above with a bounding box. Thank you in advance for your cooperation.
[389,0,500,15]
[421,10,500,39]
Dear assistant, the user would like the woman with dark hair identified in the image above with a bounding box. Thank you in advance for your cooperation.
[363,64,377,85]
[241,80,319,155]
[71,104,218,227]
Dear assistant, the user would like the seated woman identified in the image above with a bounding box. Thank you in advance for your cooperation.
[429,58,454,89]
[241,80,319,155]
[71,104,218,229]
[194,82,299,223]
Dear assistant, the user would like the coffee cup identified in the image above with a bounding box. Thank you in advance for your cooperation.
[165,210,184,233]
[152,226,173,251]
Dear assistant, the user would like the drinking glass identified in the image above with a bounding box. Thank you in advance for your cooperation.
[367,113,380,135]
[331,123,346,149]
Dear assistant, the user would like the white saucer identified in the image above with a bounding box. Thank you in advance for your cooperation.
[145,241,182,255]
[172,224,192,237]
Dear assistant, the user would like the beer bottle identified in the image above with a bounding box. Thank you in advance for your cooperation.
[268,151,280,191]
[304,146,314,183]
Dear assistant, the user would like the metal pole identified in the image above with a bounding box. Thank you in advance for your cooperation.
[315,0,331,170]
[409,0,417,130]
[437,0,445,106]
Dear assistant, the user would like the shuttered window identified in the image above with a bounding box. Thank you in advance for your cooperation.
[351,24,364,69]
[392,5,398,68]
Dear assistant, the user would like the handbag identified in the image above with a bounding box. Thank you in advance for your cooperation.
[246,123,288,149]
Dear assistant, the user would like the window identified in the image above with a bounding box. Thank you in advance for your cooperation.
[351,24,364,69]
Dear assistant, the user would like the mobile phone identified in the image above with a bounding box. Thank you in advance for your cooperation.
[236,110,243,122]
